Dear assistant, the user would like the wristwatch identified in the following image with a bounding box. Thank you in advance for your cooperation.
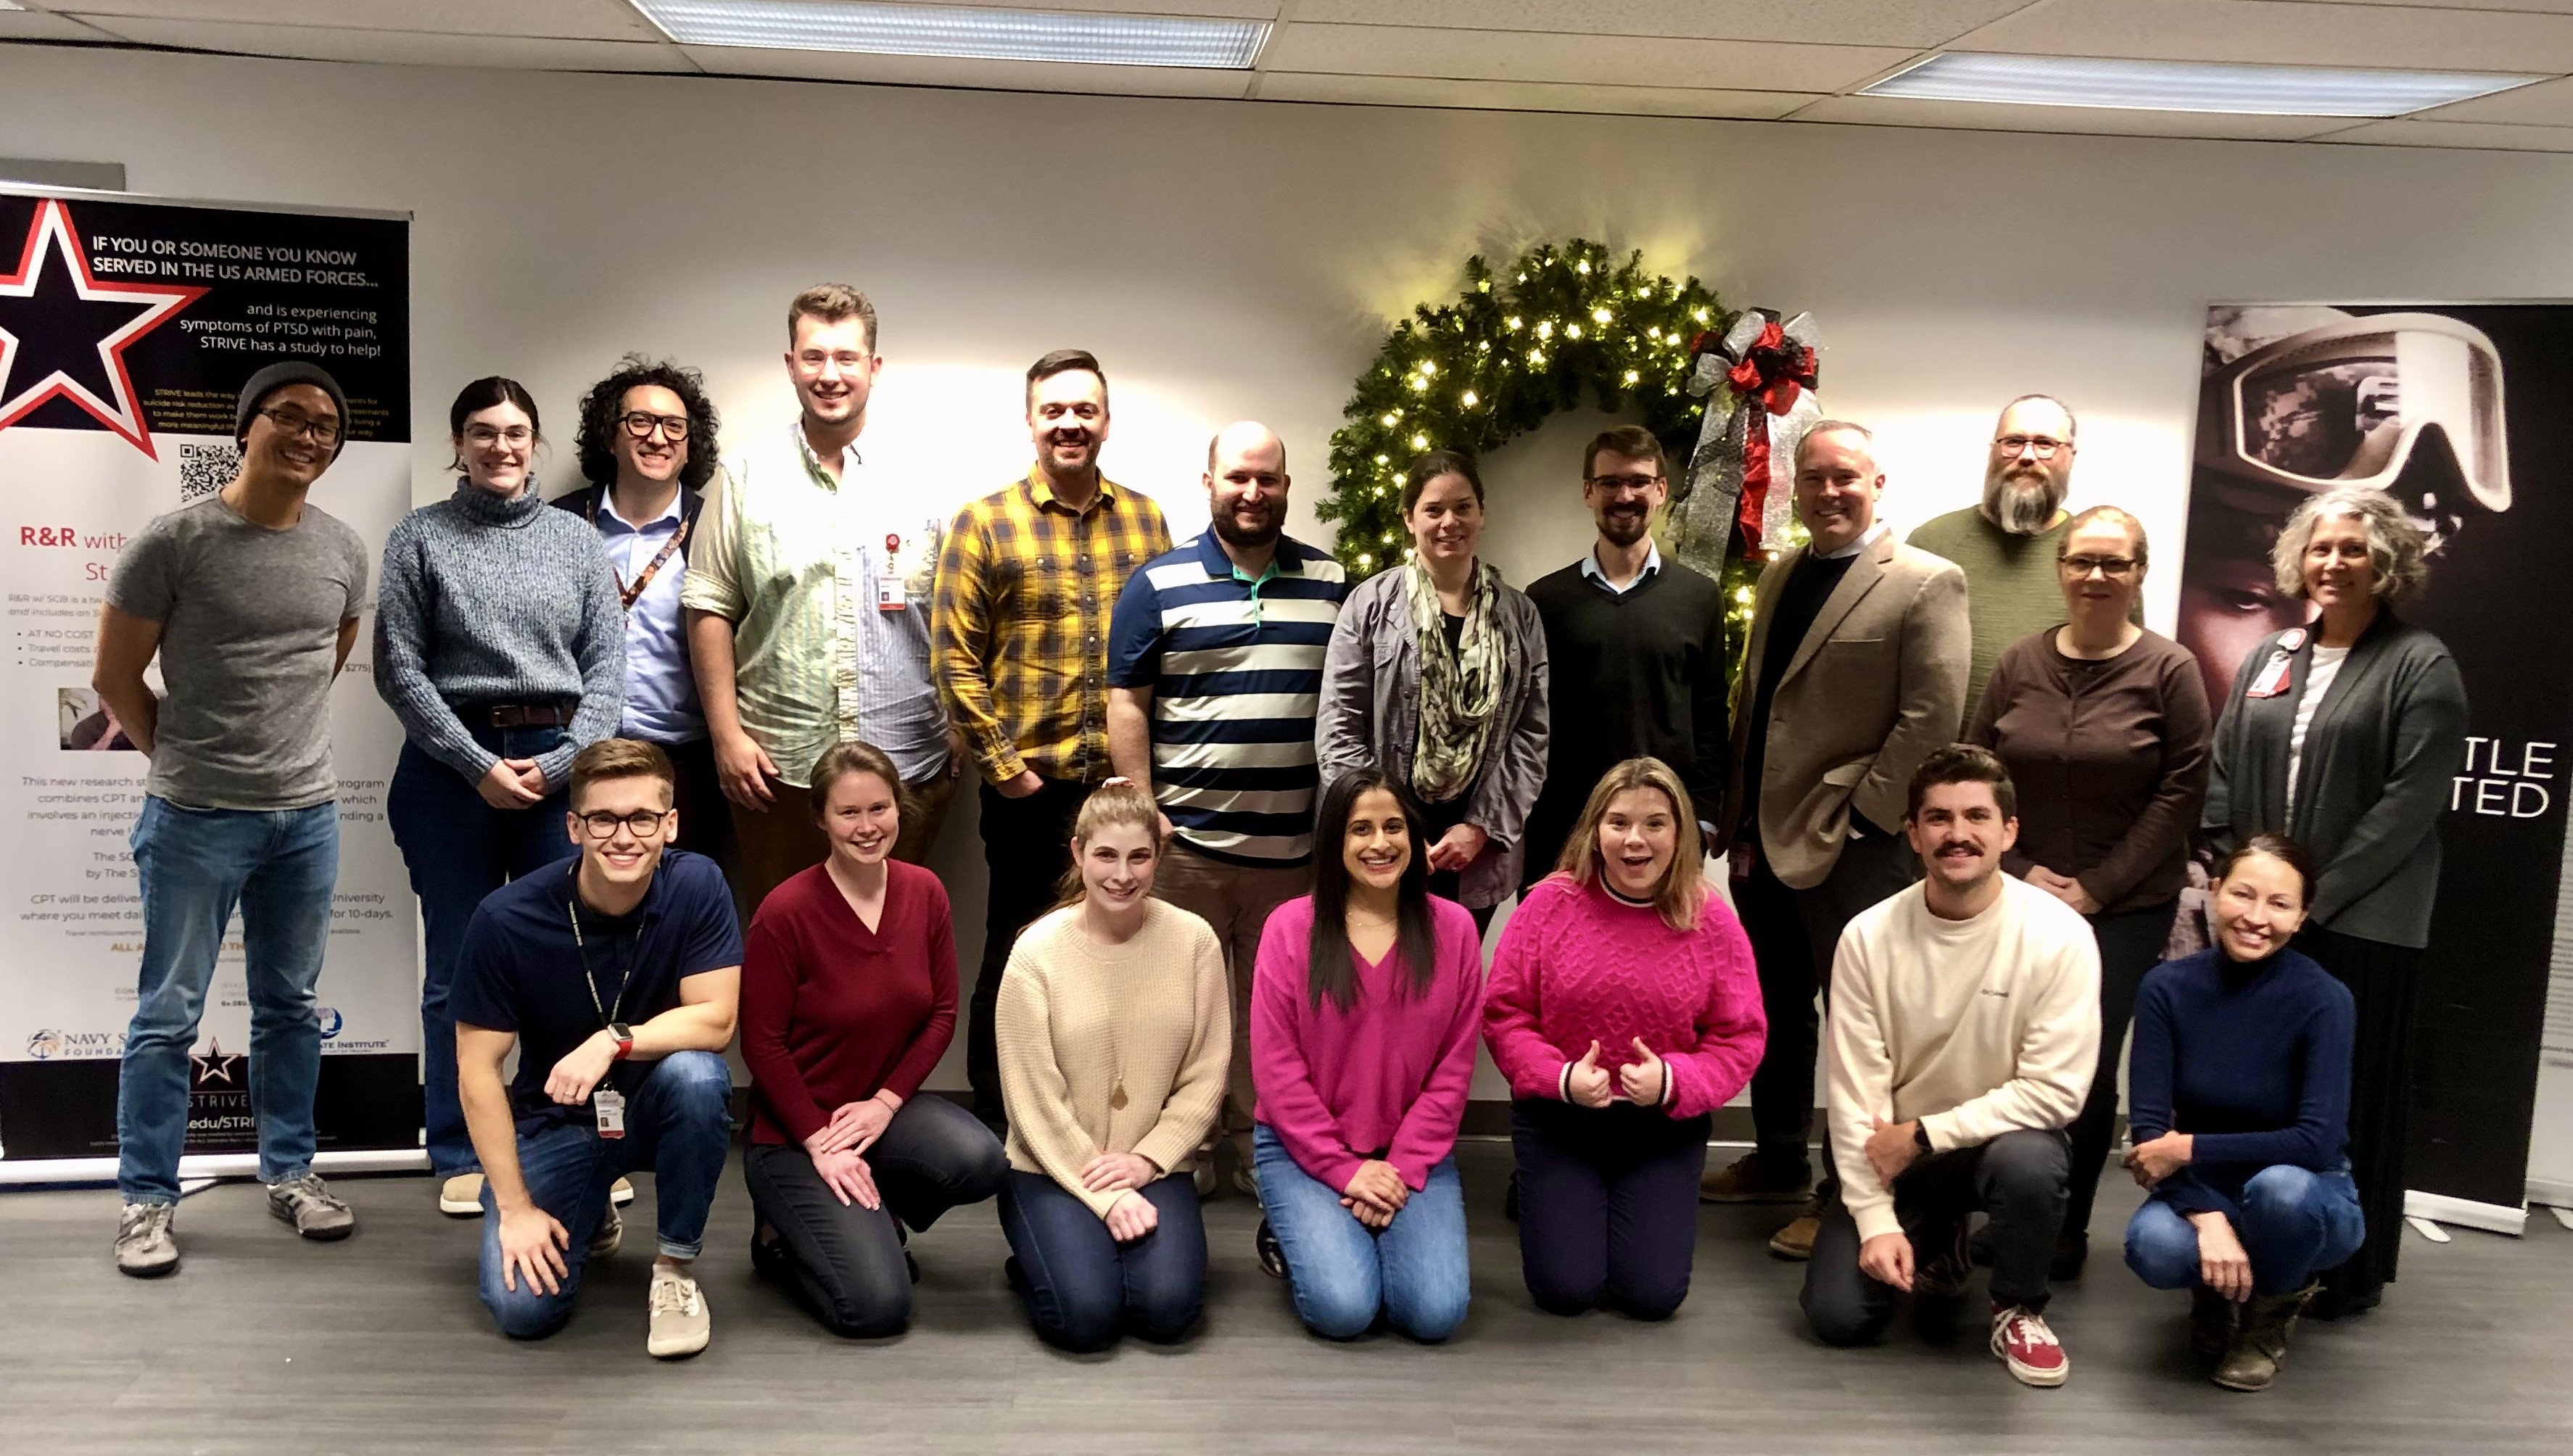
[609,1022,635,1060]
[1912,1122,1933,1153]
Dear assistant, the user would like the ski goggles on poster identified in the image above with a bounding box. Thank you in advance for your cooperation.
[2207,313,2510,513]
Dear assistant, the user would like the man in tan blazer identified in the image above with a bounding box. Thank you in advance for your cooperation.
[1701,421,1970,1260]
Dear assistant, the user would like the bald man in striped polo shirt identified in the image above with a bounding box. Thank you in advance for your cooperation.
[1107,421,1350,1194]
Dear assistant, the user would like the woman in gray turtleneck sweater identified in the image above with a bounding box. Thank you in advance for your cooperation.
[378,376,623,1213]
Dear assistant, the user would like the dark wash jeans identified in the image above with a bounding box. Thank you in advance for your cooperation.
[999,1170,1207,1353]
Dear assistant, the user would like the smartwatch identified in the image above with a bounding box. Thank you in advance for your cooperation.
[609,1022,635,1060]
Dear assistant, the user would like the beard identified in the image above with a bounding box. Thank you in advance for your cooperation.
[1597,503,1652,547]
[1983,463,2065,536]
[1213,503,1283,550]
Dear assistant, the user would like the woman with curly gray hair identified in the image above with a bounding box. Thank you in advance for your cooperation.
[2202,485,2467,1319]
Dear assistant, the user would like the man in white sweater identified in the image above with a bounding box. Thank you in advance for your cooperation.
[1800,745,2099,1388]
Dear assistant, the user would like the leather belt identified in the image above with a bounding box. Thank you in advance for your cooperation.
[455,700,577,729]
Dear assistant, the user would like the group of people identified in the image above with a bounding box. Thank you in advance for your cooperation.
[91,288,2467,1393]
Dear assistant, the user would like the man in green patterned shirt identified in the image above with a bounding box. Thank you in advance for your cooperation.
[683,284,958,919]
[935,349,1171,1131]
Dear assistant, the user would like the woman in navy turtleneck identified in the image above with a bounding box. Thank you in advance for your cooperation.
[2121,833,2361,1393]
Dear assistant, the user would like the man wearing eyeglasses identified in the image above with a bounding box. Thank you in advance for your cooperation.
[454,739,740,1358]
[553,357,729,869]
[682,285,958,924]
[1907,395,2085,727]
[95,362,373,1278]
[1520,425,1732,892]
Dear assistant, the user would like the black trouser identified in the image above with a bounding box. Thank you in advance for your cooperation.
[967,776,1091,1128]
[1418,791,1495,935]
[2295,924,2424,1308]
[1801,1128,2070,1346]
[743,1096,1009,1338]
[1742,827,1920,1183]
[2061,901,2182,1241]
[1511,1099,1713,1322]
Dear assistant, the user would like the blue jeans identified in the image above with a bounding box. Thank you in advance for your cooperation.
[477,1050,732,1339]
[2124,1165,2368,1297]
[1252,1124,1469,1341]
[999,1170,1206,1353]
[387,731,575,1176]
[116,797,339,1206]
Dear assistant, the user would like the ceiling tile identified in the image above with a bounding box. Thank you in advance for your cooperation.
[1286,1,2024,49]
[73,17,695,70]
[677,43,1254,98]
[1255,70,1820,120]
[2323,116,2573,149]
[1949,0,2573,75]
[0,9,120,41]
[883,0,1281,15]
[1788,92,2355,141]
[57,1,658,42]
[2413,73,2573,124]
[1261,22,1913,93]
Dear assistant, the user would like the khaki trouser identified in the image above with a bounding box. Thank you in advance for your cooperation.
[1149,841,1308,1162]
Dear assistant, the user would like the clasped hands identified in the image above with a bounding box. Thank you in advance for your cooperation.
[1564,1038,1671,1109]
[1083,1151,1163,1243]
[1341,1159,1410,1230]
[802,1091,906,1209]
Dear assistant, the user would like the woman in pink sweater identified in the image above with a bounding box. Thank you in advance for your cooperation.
[1251,767,1485,1341]
[1485,756,1765,1320]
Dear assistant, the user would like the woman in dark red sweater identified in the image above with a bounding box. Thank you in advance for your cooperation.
[740,740,1006,1338]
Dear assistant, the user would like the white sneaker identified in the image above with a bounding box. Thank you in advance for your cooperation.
[589,1201,624,1261]
[438,1172,485,1216]
[647,1263,710,1359]
[610,1176,636,1207]
[115,1202,179,1278]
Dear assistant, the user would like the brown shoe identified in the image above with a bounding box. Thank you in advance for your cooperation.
[2189,1286,2238,1363]
[1702,1151,1812,1205]
[1767,1192,1825,1260]
[2213,1282,2316,1392]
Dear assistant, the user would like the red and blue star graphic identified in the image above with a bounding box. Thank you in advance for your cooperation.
[0,198,206,460]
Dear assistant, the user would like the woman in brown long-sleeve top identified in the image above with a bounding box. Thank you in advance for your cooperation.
[1970,505,2211,1280]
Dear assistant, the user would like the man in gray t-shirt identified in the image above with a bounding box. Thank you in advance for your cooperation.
[93,361,372,1278]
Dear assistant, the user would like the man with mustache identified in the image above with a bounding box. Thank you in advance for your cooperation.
[1106,421,1350,1192]
[96,361,372,1275]
[684,286,958,924]
[1706,422,1970,1260]
[936,349,1173,1134]
[1520,425,1732,893]
[1801,746,2099,1389]
[1907,395,2082,727]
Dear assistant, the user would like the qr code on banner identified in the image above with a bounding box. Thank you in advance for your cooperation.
[177,441,238,503]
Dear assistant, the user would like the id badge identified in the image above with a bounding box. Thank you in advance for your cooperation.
[877,532,907,611]
[2244,628,2305,700]
[593,1088,627,1140]
[1729,842,1754,883]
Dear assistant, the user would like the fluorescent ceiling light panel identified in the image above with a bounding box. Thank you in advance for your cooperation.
[635,1,1268,69]
[1860,53,2530,118]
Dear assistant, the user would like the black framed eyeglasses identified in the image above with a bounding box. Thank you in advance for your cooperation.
[2060,555,2138,579]
[256,406,342,446]
[1584,473,1662,495]
[619,411,690,442]
[1995,434,2068,459]
[577,808,673,840]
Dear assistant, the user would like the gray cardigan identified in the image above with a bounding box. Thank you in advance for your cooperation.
[2204,612,2468,948]
[1316,567,1550,909]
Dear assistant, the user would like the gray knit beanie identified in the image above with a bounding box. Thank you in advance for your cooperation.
[234,361,352,455]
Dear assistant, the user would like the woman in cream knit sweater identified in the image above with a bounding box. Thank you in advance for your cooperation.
[996,782,1230,1353]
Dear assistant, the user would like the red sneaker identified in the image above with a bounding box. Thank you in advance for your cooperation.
[1990,1302,2069,1387]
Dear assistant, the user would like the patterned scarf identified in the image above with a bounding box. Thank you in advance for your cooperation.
[1407,555,1505,804]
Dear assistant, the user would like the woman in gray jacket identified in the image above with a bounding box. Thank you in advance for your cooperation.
[2205,485,2468,1318]
[1318,451,1547,932]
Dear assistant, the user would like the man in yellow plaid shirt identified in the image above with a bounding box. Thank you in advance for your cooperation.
[934,349,1170,1131]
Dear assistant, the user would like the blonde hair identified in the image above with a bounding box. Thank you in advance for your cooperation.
[1050,781,1167,910]
[1554,757,1705,931]
[567,737,674,808]
[788,283,877,352]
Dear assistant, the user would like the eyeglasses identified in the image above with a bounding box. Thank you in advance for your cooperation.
[619,411,690,442]
[256,406,342,447]
[1994,435,2069,458]
[2060,555,2139,579]
[577,808,673,839]
[1585,473,1662,494]
[463,424,534,449]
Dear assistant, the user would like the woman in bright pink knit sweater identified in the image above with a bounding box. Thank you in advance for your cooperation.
[1485,756,1764,1320]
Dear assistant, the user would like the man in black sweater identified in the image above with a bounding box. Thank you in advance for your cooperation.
[1520,425,1732,890]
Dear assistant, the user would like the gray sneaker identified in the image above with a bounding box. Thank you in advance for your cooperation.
[266,1173,356,1241]
[646,1265,710,1358]
[589,1201,624,1261]
[115,1202,179,1278]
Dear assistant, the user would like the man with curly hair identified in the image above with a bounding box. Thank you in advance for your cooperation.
[684,286,959,920]
[553,356,731,868]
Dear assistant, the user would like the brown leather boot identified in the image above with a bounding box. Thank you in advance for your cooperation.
[2213,1281,2318,1392]
[2189,1285,2237,1363]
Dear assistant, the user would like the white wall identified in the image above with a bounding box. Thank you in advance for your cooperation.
[10,44,2573,1092]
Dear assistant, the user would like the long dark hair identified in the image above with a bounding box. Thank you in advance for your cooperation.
[575,355,720,492]
[1307,767,1437,1012]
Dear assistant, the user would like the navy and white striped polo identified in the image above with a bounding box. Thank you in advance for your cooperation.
[1106,531,1349,866]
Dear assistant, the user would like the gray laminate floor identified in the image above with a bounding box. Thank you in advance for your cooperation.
[4,1142,2569,1455]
